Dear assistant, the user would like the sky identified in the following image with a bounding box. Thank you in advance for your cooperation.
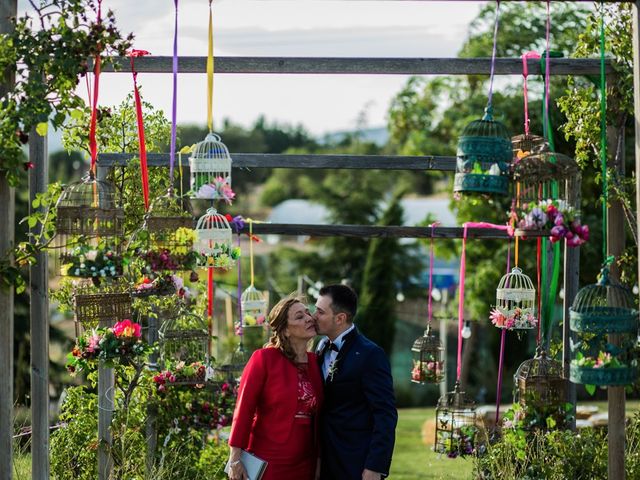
[18,0,485,137]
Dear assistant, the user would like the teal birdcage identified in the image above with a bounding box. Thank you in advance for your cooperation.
[569,267,639,386]
[454,106,512,196]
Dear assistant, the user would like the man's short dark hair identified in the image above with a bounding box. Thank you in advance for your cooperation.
[319,284,358,321]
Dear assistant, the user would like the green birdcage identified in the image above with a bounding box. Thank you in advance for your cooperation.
[454,106,512,196]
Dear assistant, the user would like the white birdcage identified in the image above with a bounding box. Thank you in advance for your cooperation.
[493,267,537,330]
[194,208,236,269]
[189,133,233,200]
[241,285,267,328]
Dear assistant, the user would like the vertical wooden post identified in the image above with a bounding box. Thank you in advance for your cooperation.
[0,2,17,479]
[29,124,49,480]
[145,313,158,475]
[563,175,581,431]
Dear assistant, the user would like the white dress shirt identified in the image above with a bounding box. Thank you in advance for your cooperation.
[322,324,355,379]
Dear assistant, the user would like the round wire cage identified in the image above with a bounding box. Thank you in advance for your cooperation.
[435,382,478,458]
[493,267,537,330]
[512,143,580,206]
[194,208,236,269]
[132,190,196,272]
[217,344,251,382]
[55,173,125,276]
[454,107,512,196]
[513,347,566,409]
[189,132,233,200]
[241,285,268,327]
[511,134,545,158]
[158,308,210,368]
[72,279,132,337]
[410,325,444,385]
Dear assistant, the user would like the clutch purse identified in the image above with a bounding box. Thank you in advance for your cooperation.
[224,450,268,480]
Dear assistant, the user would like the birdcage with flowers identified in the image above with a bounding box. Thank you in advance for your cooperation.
[189,133,234,202]
[131,190,198,273]
[454,109,512,196]
[491,267,537,331]
[241,285,267,328]
[511,134,545,159]
[158,307,210,369]
[435,382,477,458]
[194,208,240,270]
[411,325,444,385]
[72,279,132,338]
[570,266,639,386]
[55,173,125,277]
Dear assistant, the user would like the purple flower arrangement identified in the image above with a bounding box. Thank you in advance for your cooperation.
[511,199,589,247]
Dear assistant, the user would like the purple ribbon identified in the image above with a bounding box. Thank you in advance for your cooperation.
[236,233,243,336]
[486,0,501,109]
[169,0,178,184]
[230,215,246,234]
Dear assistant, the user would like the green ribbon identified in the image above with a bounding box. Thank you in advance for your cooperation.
[599,2,608,261]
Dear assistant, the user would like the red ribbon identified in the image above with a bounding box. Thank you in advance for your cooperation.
[208,268,215,357]
[128,49,151,211]
[88,0,103,174]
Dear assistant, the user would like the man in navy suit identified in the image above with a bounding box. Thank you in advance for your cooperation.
[313,284,397,480]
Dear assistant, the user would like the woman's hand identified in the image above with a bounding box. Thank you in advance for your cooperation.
[228,460,248,480]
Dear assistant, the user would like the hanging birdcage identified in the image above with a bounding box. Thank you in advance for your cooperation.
[158,308,209,369]
[435,382,477,458]
[194,207,238,270]
[189,133,233,201]
[512,143,580,207]
[131,190,197,273]
[411,325,444,384]
[570,266,638,386]
[241,285,267,327]
[513,347,568,429]
[511,134,545,159]
[72,279,132,337]
[55,173,125,277]
[217,344,251,382]
[454,106,512,196]
[492,267,537,331]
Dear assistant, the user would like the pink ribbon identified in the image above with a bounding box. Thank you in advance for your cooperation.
[521,51,541,136]
[427,222,440,325]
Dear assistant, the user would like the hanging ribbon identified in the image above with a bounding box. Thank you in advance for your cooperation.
[207,0,214,133]
[495,240,511,427]
[521,51,541,136]
[427,222,440,325]
[169,0,179,185]
[129,49,151,211]
[456,222,511,381]
[207,267,214,355]
[486,0,501,110]
[599,1,608,260]
[236,231,243,334]
[88,0,103,175]
[249,220,256,286]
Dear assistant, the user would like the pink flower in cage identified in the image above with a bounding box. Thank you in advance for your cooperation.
[113,319,141,339]
[505,318,515,329]
[235,321,243,336]
[256,315,265,325]
[490,309,506,327]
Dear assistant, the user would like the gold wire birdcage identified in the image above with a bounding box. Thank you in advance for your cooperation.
[72,279,132,337]
[189,133,233,200]
[411,325,444,385]
[511,134,545,159]
[194,208,237,269]
[512,143,580,207]
[513,347,567,429]
[131,190,196,273]
[493,267,537,331]
[55,173,125,277]
[158,307,209,369]
[435,382,478,458]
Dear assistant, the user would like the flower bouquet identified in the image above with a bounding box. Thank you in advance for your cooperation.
[200,242,241,270]
[490,306,537,330]
[511,199,589,246]
[132,274,190,298]
[66,319,152,374]
[411,359,444,383]
[61,244,124,279]
[570,351,638,388]
[437,425,478,458]
[153,361,209,391]
[193,176,236,204]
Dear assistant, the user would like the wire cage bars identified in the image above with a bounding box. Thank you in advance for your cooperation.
[55,173,125,277]
[435,382,478,458]
[454,107,512,196]
[511,134,545,158]
[411,325,444,385]
[493,267,537,330]
[569,267,639,386]
[241,285,267,327]
[72,279,132,337]
[189,133,233,200]
[193,208,236,269]
[158,308,210,371]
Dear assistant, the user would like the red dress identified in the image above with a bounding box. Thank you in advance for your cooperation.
[228,348,323,480]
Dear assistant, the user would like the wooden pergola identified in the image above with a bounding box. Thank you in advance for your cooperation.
[1,1,640,479]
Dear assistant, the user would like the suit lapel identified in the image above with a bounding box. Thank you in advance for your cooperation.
[329,328,358,382]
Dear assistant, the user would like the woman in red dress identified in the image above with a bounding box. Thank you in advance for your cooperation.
[227,296,323,480]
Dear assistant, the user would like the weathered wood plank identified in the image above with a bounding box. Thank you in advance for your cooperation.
[239,223,547,239]
[99,153,456,171]
[102,56,613,76]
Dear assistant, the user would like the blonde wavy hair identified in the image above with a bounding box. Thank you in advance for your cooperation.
[267,294,306,363]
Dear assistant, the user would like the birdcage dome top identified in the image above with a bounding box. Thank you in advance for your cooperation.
[437,382,476,410]
[497,267,535,300]
[190,132,232,160]
[57,173,119,209]
[241,284,265,304]
[459,107,511,140]
[195,207,232,231]
[514,348,563,382]
[512,144,579,183]
[411,327,443,353]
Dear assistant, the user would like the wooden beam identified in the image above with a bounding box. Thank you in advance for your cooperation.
[101,56,613,76]
[29,124,49,480]
[0,2,17,479]
[99,153,455,171]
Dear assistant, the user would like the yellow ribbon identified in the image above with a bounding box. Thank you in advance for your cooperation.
[207,0,214,133]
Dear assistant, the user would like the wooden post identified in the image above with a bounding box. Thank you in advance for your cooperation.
[29,123,49,480]
[145,313,158,475]
[0,2,17,479]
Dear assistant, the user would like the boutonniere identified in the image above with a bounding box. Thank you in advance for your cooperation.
[327,358,339,382]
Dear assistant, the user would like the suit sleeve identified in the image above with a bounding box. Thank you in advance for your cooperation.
[361,346,398,475]
[228,349,267,449]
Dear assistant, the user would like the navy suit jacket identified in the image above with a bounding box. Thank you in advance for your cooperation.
[317,328,397,479]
